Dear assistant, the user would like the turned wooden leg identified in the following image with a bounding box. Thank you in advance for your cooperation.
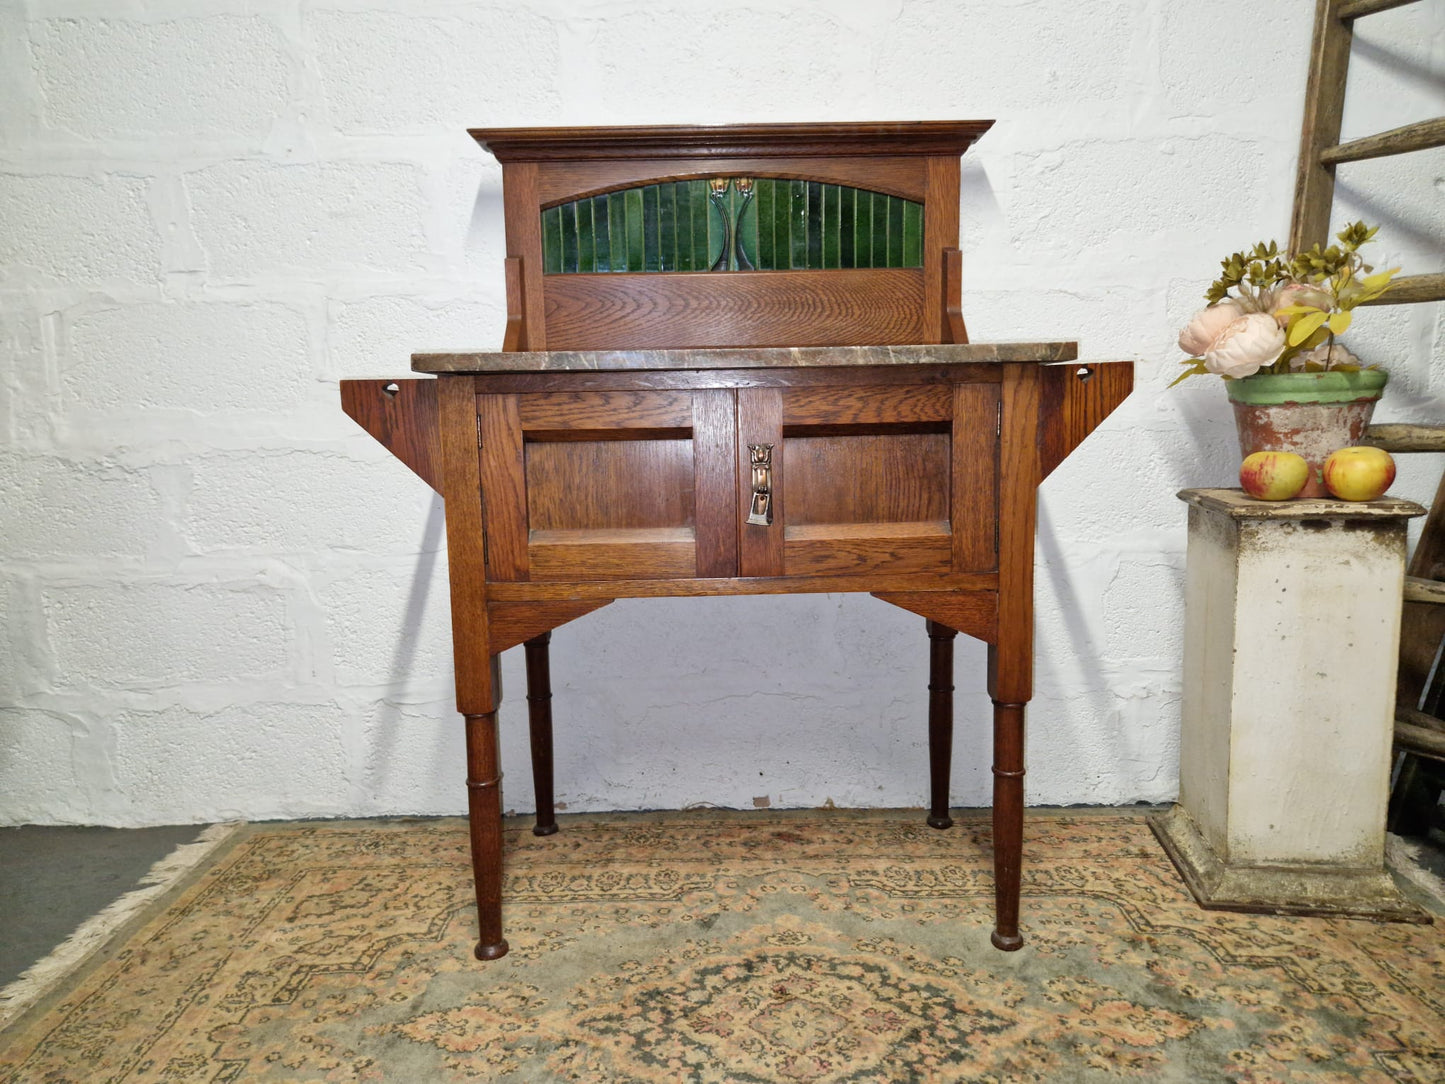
[989,698,1026,951]
[926,620,957,829]
[523,632,559,837]
[465,707,508,961]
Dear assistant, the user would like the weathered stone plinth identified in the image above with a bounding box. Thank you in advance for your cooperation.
[1150,488,1430,921]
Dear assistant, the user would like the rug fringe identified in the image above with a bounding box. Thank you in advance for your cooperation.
[0,821,244,1030]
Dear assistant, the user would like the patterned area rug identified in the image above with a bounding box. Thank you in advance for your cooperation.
[0,810,1441,1083]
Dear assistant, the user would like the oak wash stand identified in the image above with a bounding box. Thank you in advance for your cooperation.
[340,122,1133,959]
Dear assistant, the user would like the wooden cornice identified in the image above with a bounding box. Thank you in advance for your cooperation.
[470,121,995,162]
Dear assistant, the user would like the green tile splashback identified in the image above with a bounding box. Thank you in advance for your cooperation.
[540,179,923,274]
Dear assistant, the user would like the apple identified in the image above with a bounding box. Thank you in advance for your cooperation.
[1322,445,1396,501]
[1239,450,1310,501]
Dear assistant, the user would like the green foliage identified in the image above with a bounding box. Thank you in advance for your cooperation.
[1180,221,1401,385]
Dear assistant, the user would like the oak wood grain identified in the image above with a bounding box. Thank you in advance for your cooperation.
[340,377,440,493]
[436,375,494,712]
[531,156,931,206]
[472,121,994,164]
[781,383,951,426]
[952,383,1001,572]
[924,156,961,344]
[990,362,1042,702]
[943,246,968,344]
[525,439,694,531]
[515,389,695,431]
[487,599,612,654]
[692,388,739,578]
[478,393,529,580]
[874,590,999,644]
[485,570,1000,601]
[1037,361,1133,481]
[503,162,546,349]
[503,257,525,352]
[784,523,951,577]
[529,529,697,581]
[784,432,949,525]
[542,270,926,350]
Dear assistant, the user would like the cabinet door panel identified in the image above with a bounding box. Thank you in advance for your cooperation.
[736,381,999,578]
[480,389,736,582]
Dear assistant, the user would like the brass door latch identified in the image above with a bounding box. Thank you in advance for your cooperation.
[747,443,773,526]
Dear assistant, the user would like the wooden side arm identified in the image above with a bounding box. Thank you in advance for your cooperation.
[339,377,442,493]
[1037,360,1134,481]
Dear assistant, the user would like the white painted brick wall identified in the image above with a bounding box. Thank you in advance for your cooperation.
[31,15,292,141]
[0,0,1440,827]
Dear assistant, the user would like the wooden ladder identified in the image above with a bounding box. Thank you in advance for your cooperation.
[1292,0,1445,831]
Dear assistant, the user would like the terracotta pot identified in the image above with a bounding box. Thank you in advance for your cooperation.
[1227,370,1387,498]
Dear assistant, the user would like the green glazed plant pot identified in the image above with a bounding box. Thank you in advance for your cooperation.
[1226,369,1388,498]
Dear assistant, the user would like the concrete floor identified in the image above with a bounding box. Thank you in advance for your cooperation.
[0,824,206,988]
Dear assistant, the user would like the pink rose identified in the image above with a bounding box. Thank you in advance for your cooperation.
[1272,282,1334,327]
[1179,300,1244,356]
[1203,313,1286,378]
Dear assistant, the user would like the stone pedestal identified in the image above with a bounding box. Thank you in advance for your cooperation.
[1150,488,1428,920]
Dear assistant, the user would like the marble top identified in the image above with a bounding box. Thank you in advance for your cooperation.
[412,341,1078,374]
[1179,488,1425,519]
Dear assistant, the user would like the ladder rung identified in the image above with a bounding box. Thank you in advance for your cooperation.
[1358,273,1445,306]
[1338,0,1422,19]
[1404,576,1445,604]
[1366,424,1445,453]
[1320,117,1445,164]
[1397,709,1445,759]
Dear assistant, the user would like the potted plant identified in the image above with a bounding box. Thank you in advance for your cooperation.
[1173,221,1398,496]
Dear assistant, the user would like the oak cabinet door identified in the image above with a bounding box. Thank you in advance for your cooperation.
[736,382,999,579]
[477,389,737,582]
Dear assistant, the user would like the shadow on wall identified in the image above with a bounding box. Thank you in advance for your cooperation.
[364,496,446,802]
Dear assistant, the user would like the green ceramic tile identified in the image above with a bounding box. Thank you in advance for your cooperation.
[854,190,872,269]
[902,201,922,268]
[737,185,757,270]
[871,191,889,267]
[772,180,791,270]
[886,195,905,268]
[805,181,823,270]
[690,181,710,270]
[658,184,677,271]
[673,183,693,271]
[542,205,562,274]
[702,186,719,271]
[822,184,841,269]
[591,195,611,272]
[755,179,774,269]
[641,185,660,272]
[624,188,644,271]
[609,193,628,273]
[839,187,856,269]
[575,197,595,273]
[560,200,579,273]
[789,180,807,270]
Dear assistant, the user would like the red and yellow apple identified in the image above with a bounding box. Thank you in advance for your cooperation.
[1322,445,1395,501]
[1239,451,1310,500]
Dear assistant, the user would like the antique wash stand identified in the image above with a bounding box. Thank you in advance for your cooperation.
[341,123,1132,959]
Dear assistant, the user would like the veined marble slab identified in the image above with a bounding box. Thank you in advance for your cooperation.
[412,341,1077,374]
